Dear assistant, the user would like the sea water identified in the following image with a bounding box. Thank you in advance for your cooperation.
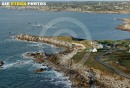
[1,8,130,88]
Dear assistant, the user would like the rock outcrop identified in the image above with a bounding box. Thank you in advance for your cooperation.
[117,18,130,31]
[14,34,73,48]
[0,61,4,67]
[34,68,45,73]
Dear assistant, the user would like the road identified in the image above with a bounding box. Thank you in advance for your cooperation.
[96,49,130,79]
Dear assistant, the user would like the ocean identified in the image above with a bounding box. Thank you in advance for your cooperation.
[0,8,130,88]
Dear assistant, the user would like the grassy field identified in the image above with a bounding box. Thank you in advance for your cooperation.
[72,49,114,74]
[105,50,130,75]
[120,60,130,68]
[57,36,130,75]
[72,49,87,63]
[56,36,91,47]
[85,52,114,74]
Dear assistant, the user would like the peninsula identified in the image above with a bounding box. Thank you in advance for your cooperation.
[14,34,130,88]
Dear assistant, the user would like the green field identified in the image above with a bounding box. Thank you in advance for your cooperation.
[120,60,130,67]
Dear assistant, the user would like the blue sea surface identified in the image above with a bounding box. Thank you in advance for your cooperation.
[0,8,130,88]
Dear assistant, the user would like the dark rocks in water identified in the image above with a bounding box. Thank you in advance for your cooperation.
[34,68,45,73]
[25,52,45,63]
[43,67,52,71]
[0,61,4,67]
[34,58,44,63]
[47,67,52,71]
[89,79,94,87]
[26,53,35,57]
[34,67,52,73]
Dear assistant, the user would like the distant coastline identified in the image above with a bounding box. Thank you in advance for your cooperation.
[117,18,130,31]
[1,6,130,14]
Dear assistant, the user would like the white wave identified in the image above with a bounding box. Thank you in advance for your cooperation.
[32,63,47,69]
[2,63,16,69]
[53,71,64,78]
[19,60,33,65]
[2,60,33,69]
[39,70,71,88]
[21,52,35,59]
[52,71,72,88]
[31,23,56,29]
[31,23,43,27]
[27,43,44,48]
[27,63,47,72]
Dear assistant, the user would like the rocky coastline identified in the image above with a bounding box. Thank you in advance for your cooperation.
[23,50,112,88]
[14,34,91,87]
[24,51,130,88]
[24,52,91,87]
[14,34,130,88]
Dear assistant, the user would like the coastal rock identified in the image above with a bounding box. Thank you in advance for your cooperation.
[24,52,45,63]
[117,18,130,31]
[117,23,130,31]
[34,58,44,63]
[14,34,73,48]
[34,68,45,73]
[0,61,4,67]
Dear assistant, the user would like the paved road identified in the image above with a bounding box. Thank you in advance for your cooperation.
[96,49,130,79]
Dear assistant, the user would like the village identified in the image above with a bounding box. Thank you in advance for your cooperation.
[1,1,130,14]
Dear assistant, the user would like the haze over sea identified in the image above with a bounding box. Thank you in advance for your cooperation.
[0,8,130,88]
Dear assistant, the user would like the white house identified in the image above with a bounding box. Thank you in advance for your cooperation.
[91,41,103,49]
[90,48,97,52]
